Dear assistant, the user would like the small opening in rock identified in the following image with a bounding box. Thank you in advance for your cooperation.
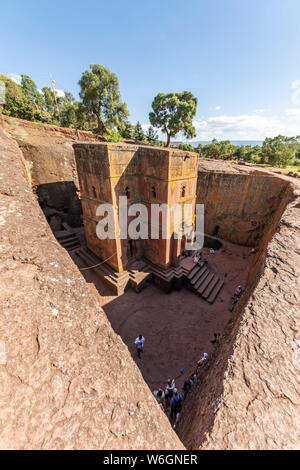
[213,225,219,236]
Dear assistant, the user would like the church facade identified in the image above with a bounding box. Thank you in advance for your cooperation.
[73,142,199,273]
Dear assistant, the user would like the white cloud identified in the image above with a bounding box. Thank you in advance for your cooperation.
[9,73,21,85]
[291,80,300,105]
[215,106,221,110]
[55,89,65,98]
[141,109,300,142]
[192,112,300,140]
[285,108,300,116]
[253,109,265,113]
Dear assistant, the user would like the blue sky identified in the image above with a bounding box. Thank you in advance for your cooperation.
[1,0,300,140]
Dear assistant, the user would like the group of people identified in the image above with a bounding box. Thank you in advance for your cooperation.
[230,285,244,311]
[134,334,210,429]
[153,378,186,428]
[153,379,183,428]
[193,252,208,267]
[152,355,209,429]
[133,261,244,429]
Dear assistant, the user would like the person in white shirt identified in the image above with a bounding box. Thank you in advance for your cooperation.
[135,334,145,359]
[153,389,165,410]
[200,352,208,362]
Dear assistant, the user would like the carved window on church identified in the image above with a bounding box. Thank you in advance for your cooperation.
[125,186,130,198]
[92,186,97,198]
[152,186,157,199]
[181,185,186,198]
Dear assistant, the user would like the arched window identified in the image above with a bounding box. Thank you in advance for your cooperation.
[92,186,97,198]
[152,186,156,199]
[181,186,186,198]
[125,186,130,198]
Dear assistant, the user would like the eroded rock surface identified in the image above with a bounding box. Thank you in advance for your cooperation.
[177,181,300,450]
[0,129,183,450]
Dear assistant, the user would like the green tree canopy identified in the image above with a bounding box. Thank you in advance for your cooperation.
[78,64,128,135]
[41,87,56,114]
[121,120,134,140]
[21,75,44,109]
[134,121,145,141]
[261,135,299,167]
[149,91,197,147]
[0,74,37,121]
[146,125,158,144]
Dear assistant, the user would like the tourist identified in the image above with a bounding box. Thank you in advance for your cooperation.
[134,334,145,359]
[193,255,199,264]
[203,258,208,266]
[153,388,165,410]
[210,248,215,254]
[165,378,175,405]
[200,352,208,363]
[236,285,243,296]
[183,379,191,398]
[230,298,239,312]
[170,389,183,428]
[190,373,197,385]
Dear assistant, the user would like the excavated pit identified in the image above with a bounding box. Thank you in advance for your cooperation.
[1,119,297,449]
[34,153,292,447]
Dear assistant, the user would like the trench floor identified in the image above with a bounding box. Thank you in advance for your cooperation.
[70,239,253,393]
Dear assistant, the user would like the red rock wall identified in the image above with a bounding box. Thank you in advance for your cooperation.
[197,171,289,246]
[0,129,184,450]
[177,176,300,450]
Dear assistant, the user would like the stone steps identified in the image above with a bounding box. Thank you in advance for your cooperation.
[127,262,152,292]
[55,231,81,251]
[74,247,130,295]
[186,261,224,304]
[202,275,219,299]
[187,265,199,280]
[197,273,215,296]
[72,245,224,301]
[193,269,210,290]
[190,265,207,286]
[207,280,224,304]
[143,259,187,281]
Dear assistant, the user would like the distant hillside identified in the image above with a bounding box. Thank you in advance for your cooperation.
[187,140,263,147]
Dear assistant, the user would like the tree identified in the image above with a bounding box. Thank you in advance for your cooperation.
[59,92,77,128]
[261,135,299,167]
[0,74,37,121]
[146,125,158,144]
[121,120,134,139]
[42,86,56,114]
[134,121,145,141]
[179,143,196,152]
[60,102,77,128]
[149,91,197,147]
[78,64,128,135]
[21,75,44,109]
[75,102,97,130]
